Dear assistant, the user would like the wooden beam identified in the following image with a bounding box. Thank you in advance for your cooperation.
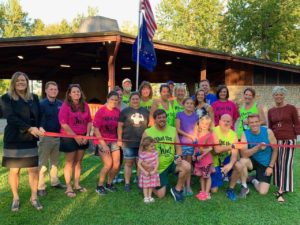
[200,58,207,80]
[107,35,121,92]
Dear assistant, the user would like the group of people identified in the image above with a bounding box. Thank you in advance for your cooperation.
[1,72,299,212]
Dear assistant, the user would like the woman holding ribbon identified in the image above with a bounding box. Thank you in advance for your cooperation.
[94,91,121,195]
[1,72,44,211]
[59,84,92,198]
[268,86,300,202]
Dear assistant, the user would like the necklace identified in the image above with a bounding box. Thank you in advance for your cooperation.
[276,107,284,128]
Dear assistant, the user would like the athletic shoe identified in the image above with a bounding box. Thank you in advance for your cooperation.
[105,183,117,192]
[247,176,255,184]
[226,188,237,201]
[184,187,193,197]
[148,197,155,203]
[239,186,249,198]
[112,178,117,184]
[124,184,131,192]
[170,187,184,202]
[196,191,207,201]
[96,186,107,195]
[144,197,150,203]
[133,176,138,184]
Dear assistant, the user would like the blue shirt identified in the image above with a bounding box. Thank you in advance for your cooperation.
[191,93,217,105]
[245,127,272,167]
[40,98,62,132]
[206,93,217,105]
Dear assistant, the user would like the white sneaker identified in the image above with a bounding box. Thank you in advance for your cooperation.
[148,197,155,203]
[144,197,150,203]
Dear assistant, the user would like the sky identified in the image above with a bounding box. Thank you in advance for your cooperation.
[18,0,162,26]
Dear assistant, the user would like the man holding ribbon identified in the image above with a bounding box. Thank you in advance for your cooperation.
[229,114,278,198]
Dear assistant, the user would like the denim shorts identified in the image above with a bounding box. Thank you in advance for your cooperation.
[98,142,120,153]
[122,147,139,159]
[182,146,194,156]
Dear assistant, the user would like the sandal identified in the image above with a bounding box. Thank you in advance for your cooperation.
[11,199,20,212]
[74,187,87,193]
[65,190,76,198]
[30,199,43,210]
[276,193,285,203]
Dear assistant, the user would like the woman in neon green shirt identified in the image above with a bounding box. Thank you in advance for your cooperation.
[139,81,153,111]
[150,84,175,127]
[172,84,186,117]
[237,88,266,139]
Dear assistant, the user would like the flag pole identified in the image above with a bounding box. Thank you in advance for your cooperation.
[135,0,142,91]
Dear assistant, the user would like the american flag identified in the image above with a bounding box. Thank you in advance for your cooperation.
[141,0,157,40]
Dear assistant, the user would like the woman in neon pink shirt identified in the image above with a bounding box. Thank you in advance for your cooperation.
[58,84,92,198]
[211,85,239,130]
[94,91,121,195]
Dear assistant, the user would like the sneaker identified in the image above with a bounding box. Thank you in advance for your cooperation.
[247,176,255,184]
[112,178,117,184]
[117,177,124,183]
[196,191,207,201]
[144,197,150,203]
[170,187,184,202]
[105,183,117,192]
[239,186,249,198]
[133,176,138,184]
[185,187,193,197]
[226,188,237,201]
[96,186,107,195]
[124,184,131,192]
[148,197,155,203]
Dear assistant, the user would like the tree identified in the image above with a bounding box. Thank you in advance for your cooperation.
[0,0,32,37]
[220,0,300,64]
[156,0,224,49]
[120,20,138,35]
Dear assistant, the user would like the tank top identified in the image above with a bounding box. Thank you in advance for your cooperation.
[173,99,184,116]
[237,102,258,139]
[140,99,153,111]
[158,101,175,127]
[244,127,271,167]
[196,104,209,119]
[146,125,176,173]
[212,126,237,167]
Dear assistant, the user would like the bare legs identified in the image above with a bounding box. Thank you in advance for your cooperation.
[98,150,120,186]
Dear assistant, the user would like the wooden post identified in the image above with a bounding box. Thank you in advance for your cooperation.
[200,58,207,81]
[107,36,121,92]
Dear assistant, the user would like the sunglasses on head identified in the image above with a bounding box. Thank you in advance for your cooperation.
[69,83,81,88]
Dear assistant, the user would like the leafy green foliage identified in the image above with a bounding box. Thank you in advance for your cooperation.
[220,0,300,64]
[0,0,32,37]
[156,0,224,49]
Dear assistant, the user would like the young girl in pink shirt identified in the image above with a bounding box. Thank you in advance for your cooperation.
[194,115,215,201]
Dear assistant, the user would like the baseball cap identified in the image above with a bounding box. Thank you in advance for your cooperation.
[167,80,174,85]
[122,78,132,85]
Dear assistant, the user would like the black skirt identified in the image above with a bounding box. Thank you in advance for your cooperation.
[2,147,38,168]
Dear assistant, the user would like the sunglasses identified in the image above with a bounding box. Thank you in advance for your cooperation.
[69,83,81,88]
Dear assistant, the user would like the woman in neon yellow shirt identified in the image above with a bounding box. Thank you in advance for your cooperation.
[139,81,153,111]
[172,84,186,117]
[150,84,175,127]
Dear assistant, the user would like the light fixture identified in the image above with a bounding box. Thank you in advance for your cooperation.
[17,55,24,59]
[91,67,101,70]
[165,61,172,65]
[177,57,180,59]
[121,67,131,70]
[60,64,71,68]
[46,45,61,49]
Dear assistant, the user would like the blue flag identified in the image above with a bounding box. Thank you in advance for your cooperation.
[132,15,157,72]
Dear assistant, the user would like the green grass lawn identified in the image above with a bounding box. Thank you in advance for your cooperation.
[0,138,300,225]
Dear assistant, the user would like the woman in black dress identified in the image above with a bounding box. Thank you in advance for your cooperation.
[1,72,44,211]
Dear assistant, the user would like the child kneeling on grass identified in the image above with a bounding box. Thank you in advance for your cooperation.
[138,137,160,203]
[193,115,215,201]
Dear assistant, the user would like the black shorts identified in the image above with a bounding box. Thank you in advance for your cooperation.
[60,137,89,152]
[250,158,271,184]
